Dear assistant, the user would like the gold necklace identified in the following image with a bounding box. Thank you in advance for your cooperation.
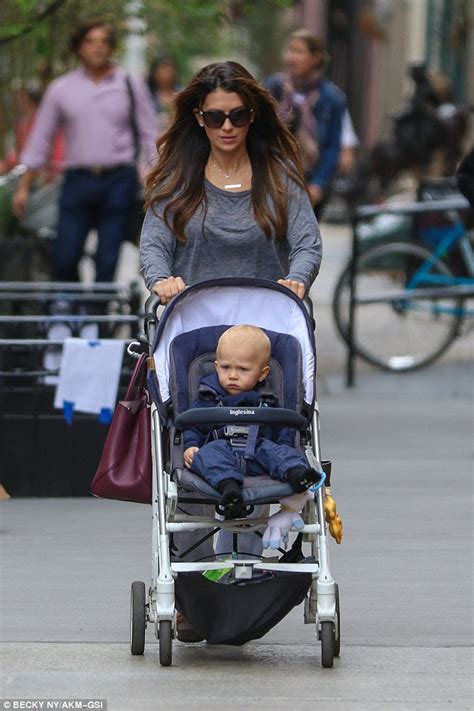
[210,160,233,180]
[208,156,250,189]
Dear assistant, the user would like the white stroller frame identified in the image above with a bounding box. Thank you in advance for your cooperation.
[129,279,340,667]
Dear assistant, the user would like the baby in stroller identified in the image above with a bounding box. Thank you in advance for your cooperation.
[183,324,323,512]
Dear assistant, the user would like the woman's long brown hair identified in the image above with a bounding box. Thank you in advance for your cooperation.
[145,61,307,243]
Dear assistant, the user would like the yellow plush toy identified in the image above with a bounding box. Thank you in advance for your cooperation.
[323,486,343,544]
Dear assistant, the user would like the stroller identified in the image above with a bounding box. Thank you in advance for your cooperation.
[129,278,340,667]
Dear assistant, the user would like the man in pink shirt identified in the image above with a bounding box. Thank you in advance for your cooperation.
[13,19,159,282]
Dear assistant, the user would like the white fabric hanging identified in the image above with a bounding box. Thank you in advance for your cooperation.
[54,338,124,419]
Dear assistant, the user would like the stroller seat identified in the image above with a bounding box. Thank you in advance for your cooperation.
[168,325,305,505]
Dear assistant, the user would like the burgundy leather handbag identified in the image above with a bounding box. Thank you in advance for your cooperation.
[91,352,152,504]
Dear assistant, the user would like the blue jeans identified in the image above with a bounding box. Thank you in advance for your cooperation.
[54,165,137,282]
[191,438,308,489]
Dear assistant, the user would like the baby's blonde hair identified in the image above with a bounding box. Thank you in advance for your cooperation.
[217,325,271,365]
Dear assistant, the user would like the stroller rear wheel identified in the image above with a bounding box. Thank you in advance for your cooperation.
[130,581,146,655]
[159,620,173,667]
[320,621,335,668]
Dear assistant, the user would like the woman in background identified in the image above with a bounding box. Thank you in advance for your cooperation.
[265,29,346,219]
[147,55,181,131]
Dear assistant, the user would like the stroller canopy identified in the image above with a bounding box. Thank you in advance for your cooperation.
[152,278,317,406]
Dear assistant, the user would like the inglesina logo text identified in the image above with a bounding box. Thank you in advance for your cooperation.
[229,409,255,415]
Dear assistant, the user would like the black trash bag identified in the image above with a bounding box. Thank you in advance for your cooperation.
[175,537,311,646]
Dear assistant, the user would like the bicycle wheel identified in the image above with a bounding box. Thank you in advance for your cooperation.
[332,242,462,371]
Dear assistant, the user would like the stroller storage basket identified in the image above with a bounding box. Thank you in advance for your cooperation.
[175,567,312,646]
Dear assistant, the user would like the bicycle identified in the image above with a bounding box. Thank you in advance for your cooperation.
[332,196,474,372]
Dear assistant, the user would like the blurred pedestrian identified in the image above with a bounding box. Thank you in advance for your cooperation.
[13,19,158,282]
[147,55,181,132]
[426,70,470,177]
[264,29,346,219]
[4,80,65,176]
[338,109,359,175]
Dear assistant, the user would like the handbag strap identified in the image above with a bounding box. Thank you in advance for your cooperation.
[125,75,140,161]
[124,352,148,400]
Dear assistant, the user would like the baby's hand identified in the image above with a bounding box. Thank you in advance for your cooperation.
[184,447,199,469]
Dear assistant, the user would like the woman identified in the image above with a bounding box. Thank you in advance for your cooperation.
[140,61,321,641]
[141,60,321,301]
[264,29,346,219]
[147,55,181,132]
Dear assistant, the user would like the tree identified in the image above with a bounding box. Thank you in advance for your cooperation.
[0,0,292,156]
[228,0,292,79]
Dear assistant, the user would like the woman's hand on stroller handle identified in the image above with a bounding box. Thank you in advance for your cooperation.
[153,276,186,304]
[277,278,306,298]
[152,277,308,304]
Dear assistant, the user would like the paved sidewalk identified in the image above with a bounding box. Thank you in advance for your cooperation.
[1,220,472,710]
[1,360,472,709]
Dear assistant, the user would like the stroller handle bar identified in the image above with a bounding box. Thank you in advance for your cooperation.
[145,292,162,315]
[144,285,314,331]
[175,406,308,430]
[144,293,162,346]
[143,281,314,351]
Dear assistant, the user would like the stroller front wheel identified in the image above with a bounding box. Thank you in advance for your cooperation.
[320,621,335,668]
[130,581,146,655]
[159,620,173,667]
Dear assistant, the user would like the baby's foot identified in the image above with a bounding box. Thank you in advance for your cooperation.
[286,467,323,493]
[216,479,243,509]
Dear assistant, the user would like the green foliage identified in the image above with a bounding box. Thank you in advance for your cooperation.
[0,0,293,155]
[15,0,38,13]
[233,0,293,78]
[143,0,227,79]
[0,0,69,45]
[0,23,28,40]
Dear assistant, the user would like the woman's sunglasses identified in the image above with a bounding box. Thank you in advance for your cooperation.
[194,107,254,129]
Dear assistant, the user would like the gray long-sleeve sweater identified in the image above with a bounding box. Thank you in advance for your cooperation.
[139,178,322,291]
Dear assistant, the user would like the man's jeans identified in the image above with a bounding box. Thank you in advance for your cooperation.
[54,165,137,282]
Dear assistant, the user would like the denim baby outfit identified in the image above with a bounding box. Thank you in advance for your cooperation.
[184,372,309,489]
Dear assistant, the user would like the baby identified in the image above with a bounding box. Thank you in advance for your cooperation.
[183,324,322,510]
